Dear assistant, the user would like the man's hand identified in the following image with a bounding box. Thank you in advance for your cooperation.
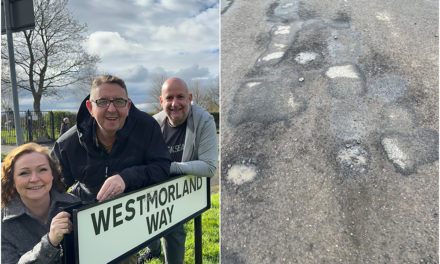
[48,212,72,247]
[96,174,126,202]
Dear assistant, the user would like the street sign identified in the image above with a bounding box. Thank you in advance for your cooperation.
[72,175,210,264]
[1,0,35,35]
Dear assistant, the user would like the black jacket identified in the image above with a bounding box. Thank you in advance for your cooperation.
[60,122,69,136]
[51,96,171,202]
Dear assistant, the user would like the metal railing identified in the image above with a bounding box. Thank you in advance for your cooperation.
[1,110,75,145]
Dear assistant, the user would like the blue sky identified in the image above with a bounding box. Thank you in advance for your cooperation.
[15,0,219,112]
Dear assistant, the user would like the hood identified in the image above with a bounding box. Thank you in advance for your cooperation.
[75,95,139,151]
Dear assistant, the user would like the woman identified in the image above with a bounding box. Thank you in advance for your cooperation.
[1,143,79,264]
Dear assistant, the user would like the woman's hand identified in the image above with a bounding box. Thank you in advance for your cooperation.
[48,212,73,247]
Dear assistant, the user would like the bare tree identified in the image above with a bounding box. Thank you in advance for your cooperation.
[1,0,99,114]
[205,77,219,112]
[148,74,168,112]
[189,80,207,108]
[72,66,99,101]
[1,85,12,113]
[1,59,13,112]
[189,78,219,112]
[1,61,14,135]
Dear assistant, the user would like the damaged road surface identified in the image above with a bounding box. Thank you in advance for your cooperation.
[221,0,438,263]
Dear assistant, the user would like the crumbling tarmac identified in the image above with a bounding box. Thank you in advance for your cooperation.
[221,0,438,263]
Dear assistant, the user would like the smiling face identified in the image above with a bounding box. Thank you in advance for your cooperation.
[13,152,53,204]
[160,78,192,126]
[86,83,131,139]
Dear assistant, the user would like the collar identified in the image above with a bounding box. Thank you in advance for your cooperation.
[166,117,187,128]
[2,190,76,222]
[92,121,115,153]
[92,120,99,148]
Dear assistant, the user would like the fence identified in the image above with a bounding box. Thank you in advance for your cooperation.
[1,110,76,145]
[1,110,217,145]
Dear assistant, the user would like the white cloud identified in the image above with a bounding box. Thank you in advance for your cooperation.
[33,0,220,112]
[150,67,169,77]
[161,0,193,11]
[85,31,143,57]
[150,6,218,52]
[121,65,149,82]
[134,0,155,7]
[175,65,210,80]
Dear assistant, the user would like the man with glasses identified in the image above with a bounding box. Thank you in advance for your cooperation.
[51,75,171,263]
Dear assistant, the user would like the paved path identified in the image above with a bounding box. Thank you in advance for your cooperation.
[1,143,55,155]
[221,0,438,263]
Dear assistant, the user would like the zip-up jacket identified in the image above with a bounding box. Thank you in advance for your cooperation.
[154,103,218,177]
[1,190,79,264]
[51,96,171,202]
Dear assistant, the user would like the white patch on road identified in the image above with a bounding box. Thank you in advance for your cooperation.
[375,12,391,21]
[287,94,297,108]
[260,52,285,61]
[336,145,368,173]
[227,165,257,185]
[326,65,360,79]
[294,52,318,64]
[282,3,294,8]
[274,43,287,48]
[274,25,291,35]
[375,12,400,38]
[287,94,305,113]
[338,149,367,166]
[382,138,410,171]
[246,82,261,88]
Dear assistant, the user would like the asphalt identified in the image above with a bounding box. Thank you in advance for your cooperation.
[221,0,438,263]
[1,143,55,155]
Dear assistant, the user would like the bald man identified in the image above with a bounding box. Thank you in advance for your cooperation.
[139,77,218,264]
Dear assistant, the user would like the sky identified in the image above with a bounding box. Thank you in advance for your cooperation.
[16,0,219,112]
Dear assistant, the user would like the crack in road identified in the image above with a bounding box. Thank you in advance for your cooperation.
[222,0,438,263]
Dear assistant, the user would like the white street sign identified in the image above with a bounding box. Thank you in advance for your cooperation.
[73,175,209,264]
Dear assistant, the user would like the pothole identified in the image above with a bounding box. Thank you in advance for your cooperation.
[369,75,407,102]
[330,100,374,141]
[380,104,416,131]
[336,143,369,175]
[294,51,318,64]
[271,0,300,21]
[227,164,257,185]
[381,130,439,175]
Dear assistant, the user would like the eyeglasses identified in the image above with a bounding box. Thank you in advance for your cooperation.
[90,98,129,108]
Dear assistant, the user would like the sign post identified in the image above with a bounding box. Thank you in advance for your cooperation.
[70,175,210,264]
[1,0,35,146]
[194,215,203,264]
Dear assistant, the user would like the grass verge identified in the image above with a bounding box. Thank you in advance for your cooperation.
[146,192,219,264]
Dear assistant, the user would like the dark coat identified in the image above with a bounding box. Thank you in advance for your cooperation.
[51,96,171,202]
[1,191,79,264]
[59,122,69,136]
